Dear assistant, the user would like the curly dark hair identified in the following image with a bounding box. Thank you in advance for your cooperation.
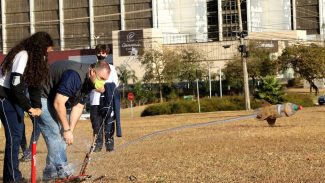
[95,44,108,54]
[1,31,54,86]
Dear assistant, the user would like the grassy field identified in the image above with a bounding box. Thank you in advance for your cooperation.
[1,103,325,182]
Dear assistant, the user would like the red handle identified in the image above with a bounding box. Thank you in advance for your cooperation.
[31,142,36,183]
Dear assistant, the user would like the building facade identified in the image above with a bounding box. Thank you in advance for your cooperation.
[0,0,323,68]
[0,1,325,49]
[0,0,153,53]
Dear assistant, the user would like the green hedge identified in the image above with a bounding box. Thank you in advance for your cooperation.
[141,96,261,117]
[140,93,314,117]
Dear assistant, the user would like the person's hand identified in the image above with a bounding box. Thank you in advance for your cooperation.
[28,108,42,117]
[95,87,105,93]
[63,130,74,145]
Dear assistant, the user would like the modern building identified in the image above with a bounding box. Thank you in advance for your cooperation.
[0,0,153,53]
[0,1,324,49]
[0,0,323,79]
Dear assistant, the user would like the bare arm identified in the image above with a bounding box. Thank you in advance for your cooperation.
[53,93,73,145]
[69,103,85,132]
[53,93,69,130]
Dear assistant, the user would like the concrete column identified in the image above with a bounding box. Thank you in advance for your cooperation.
[218,0,223,41]
[292,0,296,30]
[246,0,251,33]
[89,0,95,47]
[1,0,7,54]
[30,0,35,34]
[59,0,65,50]
[320,0,325,40]
[120,0,125,30]
[152,0,158,28]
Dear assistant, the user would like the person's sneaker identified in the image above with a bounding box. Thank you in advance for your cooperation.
[106,138,114,152]
[93,143,103,152]
[42,165,59,182]
[93,147,102,152]
[20,151,32,162]
[57,164,73,179]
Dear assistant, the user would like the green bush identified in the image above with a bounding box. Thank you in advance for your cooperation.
[254,76,285,104]
[166,90,179,101]
[140,93,314,117]
[141,96,262,116]
[140,103,171,116]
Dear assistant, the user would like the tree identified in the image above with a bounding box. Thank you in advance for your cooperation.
[139,48,165,102]
[178,47,208,83]
[278,44,325,95]
[116,64,137,101]
[133,81,156,105]
[254,75,284,104]
[161,48,182,84]
[223,42,278,94]
[247,42,278,88]
[139,47,207,102]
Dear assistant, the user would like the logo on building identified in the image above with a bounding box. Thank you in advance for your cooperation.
[253,40,279,53]
[119,30,144,56]
[127,32,136,42]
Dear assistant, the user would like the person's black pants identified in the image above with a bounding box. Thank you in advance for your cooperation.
[104,116,115,151]
[90,105,115,151]
[0,98,24,182]
[90,105,104,150]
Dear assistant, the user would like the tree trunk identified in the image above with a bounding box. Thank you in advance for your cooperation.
[310,81,319,96]
[159,83,163,103]
[308,79,319,96]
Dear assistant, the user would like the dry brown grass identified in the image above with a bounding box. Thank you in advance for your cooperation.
[1,105,325,182]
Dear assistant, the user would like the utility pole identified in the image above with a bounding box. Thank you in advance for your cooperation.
[236,0,251,110]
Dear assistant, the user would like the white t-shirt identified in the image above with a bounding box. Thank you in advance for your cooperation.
[89,64,119,106]
[0,50,28,88]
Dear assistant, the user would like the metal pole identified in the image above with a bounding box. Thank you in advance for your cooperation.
[130,100,133,118]
[219,67,222,98]
[236,0,251,110]
[196,79,201,113]
[208,63,211,98]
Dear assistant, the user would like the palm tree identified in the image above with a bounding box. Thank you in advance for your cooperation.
[116,64,137,101]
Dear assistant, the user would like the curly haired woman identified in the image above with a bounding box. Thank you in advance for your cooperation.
[0,32,54,183]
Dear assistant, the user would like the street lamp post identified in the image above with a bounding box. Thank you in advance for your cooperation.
[219,66,222,98]
[196,78,201,113]
[208,62,211,98]
[236,0,251,110]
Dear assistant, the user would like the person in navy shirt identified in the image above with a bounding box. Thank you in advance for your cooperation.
[36,60,110,181]
[0,32,54,183]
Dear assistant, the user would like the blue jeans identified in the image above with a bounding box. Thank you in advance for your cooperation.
[21,116,42,156]
[27,116,42,150]
[0,98,24,182]
[36,98,72,180]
